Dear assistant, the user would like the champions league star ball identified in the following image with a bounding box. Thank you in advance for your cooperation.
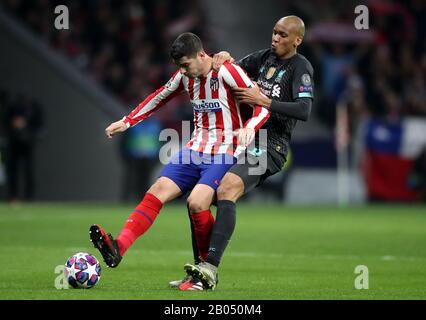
[64,252,101,289]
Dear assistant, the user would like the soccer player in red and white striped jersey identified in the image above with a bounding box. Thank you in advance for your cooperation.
[89,33,269,281]
[181,16,315,291]
[123,53,269,157]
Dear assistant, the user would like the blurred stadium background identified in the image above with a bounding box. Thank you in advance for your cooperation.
[0,0,425,204]
[0,0,425,300]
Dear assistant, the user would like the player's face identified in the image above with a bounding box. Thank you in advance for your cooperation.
[177,54,203,78]
[271,20,301,58]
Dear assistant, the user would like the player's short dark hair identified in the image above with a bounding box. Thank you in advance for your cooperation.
[170,32,203,61]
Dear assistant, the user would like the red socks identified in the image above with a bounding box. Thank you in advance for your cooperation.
[116,193,163,256]
[190,209,215,261]
[115,192,214,261]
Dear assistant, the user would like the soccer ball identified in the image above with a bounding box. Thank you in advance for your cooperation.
[64,252,101,289]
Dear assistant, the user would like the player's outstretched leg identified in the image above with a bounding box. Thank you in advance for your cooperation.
[89,224,122,268]
[90,177,181,268]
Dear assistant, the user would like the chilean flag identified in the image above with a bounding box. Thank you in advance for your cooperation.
[363,118,426,201]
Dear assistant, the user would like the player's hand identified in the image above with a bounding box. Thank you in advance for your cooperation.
[234,127,255,147]
[105,120,128,138]
[212,51,234,72]
[232,83,270,107]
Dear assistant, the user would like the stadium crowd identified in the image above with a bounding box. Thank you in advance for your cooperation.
[2,0,214,128]
[2,0,425,201]
[3,0,424,134]
[2,0,215,200]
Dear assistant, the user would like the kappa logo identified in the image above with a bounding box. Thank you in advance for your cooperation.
[272,84,281,98]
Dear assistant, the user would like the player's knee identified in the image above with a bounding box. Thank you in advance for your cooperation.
[217,175,244,201]
[147,179,165,196]
[147,177,177,203]
[187,196,209,214]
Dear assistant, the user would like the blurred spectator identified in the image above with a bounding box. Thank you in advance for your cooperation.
[317,43,355,126]
[3,94,45,202]
[2,0,423,126]
[2,0,424,204]
[1,0,213,200]
[2,0,214,129]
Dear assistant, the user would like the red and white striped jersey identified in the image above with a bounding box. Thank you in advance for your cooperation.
[123,62,270,157]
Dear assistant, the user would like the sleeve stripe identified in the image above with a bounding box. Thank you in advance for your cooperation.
[124,72,183,126]
[222,63,253,88]
[298,92,313,98]
[244,106,270,131]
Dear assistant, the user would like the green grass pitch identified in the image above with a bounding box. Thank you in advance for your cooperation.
[0,203,425,300]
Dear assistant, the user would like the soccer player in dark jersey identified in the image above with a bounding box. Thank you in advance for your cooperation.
[178,16,315,290]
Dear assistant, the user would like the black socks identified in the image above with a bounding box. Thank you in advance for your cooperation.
[206,200,236,267]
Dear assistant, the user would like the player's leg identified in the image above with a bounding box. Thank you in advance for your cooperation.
[175,183,216,290]
[90,148,199,268]
[186,184,216,261]
[90,176,182,267]
[182,172,247,290]
[171,152,235,290]
[186,152,238,260]
[113,176,182,254]
[169,203,201,289]
[170,202,207,289]
[184,153,267,289]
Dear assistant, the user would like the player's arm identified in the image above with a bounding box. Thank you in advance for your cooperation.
[212,51,234,72]
[221,62,270,146]
[233,60,314,121]
[213,49,269,78]
[234,105,269,146]
[105,71,184,138]
[268,98,312,121]
[268,59,314,121]
[235,49,269,79]
[220,62,270,127]
[232,85,312,122]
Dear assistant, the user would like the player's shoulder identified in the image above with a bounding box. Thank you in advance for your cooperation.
[223,61,239,69]
[248,48,272,59]
[218,61,245,76]
[293,53,314,72]
[169,69,184,82]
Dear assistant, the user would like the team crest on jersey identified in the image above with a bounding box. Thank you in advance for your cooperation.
[210,77,219,91]
[266,67,276,80]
